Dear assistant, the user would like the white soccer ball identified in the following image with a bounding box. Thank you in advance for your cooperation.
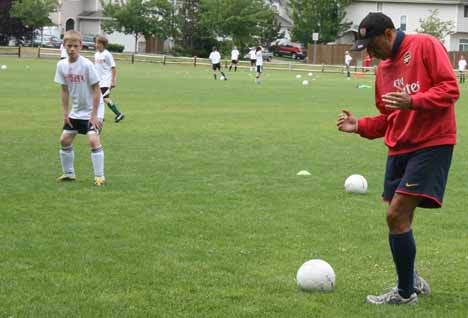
[1,65,7,70]
[296,74,302,79]
[296,259,336,292]
[308,72,313,77]
[220,76,225,81]
[302,80,309,85]
[344,174,368,194]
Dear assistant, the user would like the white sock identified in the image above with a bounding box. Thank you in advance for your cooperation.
[60,146,75,176]
[91,147,105,178]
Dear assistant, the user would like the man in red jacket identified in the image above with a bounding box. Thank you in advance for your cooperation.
[337,13,459,305]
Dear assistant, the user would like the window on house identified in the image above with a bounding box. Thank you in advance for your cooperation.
[464,5,468,17]
[459,39,468,51]
[400,15,407,31]
[377,3,383,12]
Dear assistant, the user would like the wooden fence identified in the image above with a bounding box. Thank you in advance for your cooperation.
[0,46,376,75]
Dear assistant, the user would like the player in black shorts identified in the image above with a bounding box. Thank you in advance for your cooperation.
[209,47,227,80]
[337,13,460,305]
[229,46,240,72]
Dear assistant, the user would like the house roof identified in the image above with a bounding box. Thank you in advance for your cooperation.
[77,11,107,20]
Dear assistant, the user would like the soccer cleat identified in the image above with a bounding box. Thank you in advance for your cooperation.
[366,289,418,305]
[414,274,431,296]
[392,273,431,296]
[57,175,76,182]
[115,113,125,122]
[94,176,106,186]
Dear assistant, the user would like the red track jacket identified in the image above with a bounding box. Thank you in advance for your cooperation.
[357,33,460,155]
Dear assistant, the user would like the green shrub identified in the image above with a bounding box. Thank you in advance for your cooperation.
[107,43,124,53]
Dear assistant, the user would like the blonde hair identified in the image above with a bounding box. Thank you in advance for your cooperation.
[95,35,108,47]
[63,31,81,44]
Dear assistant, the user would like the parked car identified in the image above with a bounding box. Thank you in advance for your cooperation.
[271,43,305,60]
[243,49,273,62]
[33,35,62,48]
[81,35,96,50]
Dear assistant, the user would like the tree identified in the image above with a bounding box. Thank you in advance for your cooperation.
[257,8,283,48]
[0,0,30,45]
[200,0,281,50]
[289,0,351,45]
[101,0,173,53]
[175,0,216,57]
[417,9,454,41]
[10,0,58,45]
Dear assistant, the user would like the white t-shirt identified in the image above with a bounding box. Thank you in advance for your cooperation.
[231,49,240,60]
[345,54,352,66]
[256,51,263,66]
[249,49,256,60]
[459,59,467,71]
[60,43,68,59]
[209,51,221,64]
[94,49,116,88]
[54,55,105,120]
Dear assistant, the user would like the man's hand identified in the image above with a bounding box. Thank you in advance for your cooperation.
[111,81,116,88]
[382,92,412,110]
[90,115,102,130]
[64,114,73,128]
[337,110,358,133]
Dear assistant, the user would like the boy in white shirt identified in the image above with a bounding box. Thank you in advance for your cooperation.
[458,55,466,84]
[249,47,257,72]
[95,36,125,122]
[255,46,263,84]
[208,47,227,80]
[229,46,240,72]
[345,51,352,79]
[54,31,106,186]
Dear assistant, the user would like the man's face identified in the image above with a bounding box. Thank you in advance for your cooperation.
[366,31,393,60]
[65,39,81,59]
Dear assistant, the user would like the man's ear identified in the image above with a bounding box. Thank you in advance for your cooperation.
[384,28,395,41]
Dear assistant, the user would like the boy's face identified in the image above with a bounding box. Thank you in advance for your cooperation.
[95,41,104,52]
[65,39,81,59]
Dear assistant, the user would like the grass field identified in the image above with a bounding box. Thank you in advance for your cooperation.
[1,56,468,317]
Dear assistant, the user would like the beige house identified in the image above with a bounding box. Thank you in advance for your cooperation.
[50,0,145,52]
[340,0,468,51]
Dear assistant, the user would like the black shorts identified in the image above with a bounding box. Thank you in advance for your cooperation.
[100,87,111,98]
[63,118,103,135]
[212,63,221,71]
[256,65,262,73]
[250,59,256,66]
[383,145,454,208]
[231,59,238,64]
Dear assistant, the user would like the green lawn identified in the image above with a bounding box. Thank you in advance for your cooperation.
[0,56,467,317]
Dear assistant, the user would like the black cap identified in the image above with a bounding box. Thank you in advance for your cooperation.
[352,12,395,51]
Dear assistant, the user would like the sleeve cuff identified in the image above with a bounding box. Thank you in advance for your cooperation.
[409,93,424,110]
[356,118,364,134]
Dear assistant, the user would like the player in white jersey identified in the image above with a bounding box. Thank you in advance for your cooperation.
[458,55,466,84]
[344,51,353,79]
[248,47,257,72]
[255,46,263,84]
[208,47,227,80]
[95,36,125,122]
[54,31,106,186]
[59,42,68,60]
[229,46,240,72]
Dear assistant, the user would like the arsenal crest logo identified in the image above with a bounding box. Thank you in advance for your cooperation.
[360,28,367,37]
[403,52,411,64]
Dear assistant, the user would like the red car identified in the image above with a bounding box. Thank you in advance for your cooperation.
[272,44,305,60]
